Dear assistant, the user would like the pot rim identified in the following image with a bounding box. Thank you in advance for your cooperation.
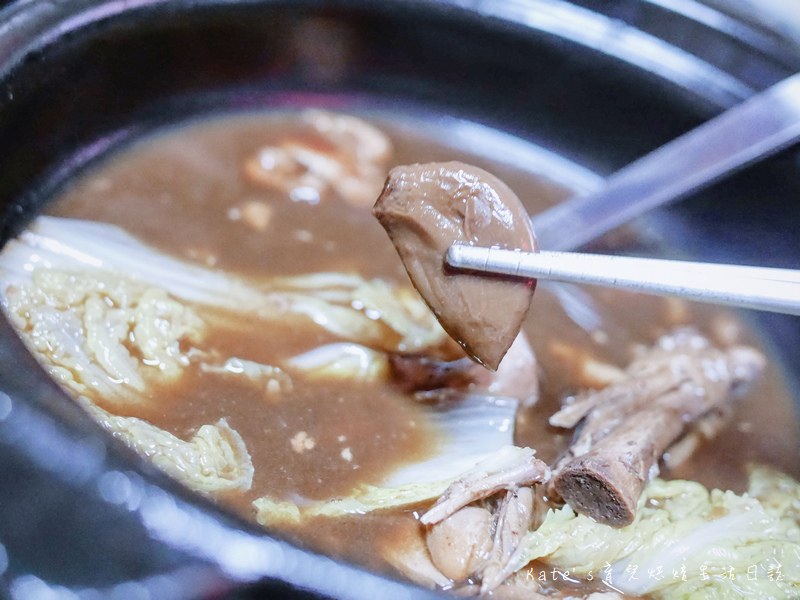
[0,1,796,599]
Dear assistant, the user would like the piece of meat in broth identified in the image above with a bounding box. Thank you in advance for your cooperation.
[426,506,494,581]
[244,110,392,207]
[421,446,550,526]
[480,487,535,593]
[548,327,766,527]
[378,521,452,589]
[419,447,547,591]
[389,332,540,407]
[469,333,539,407]
[373,162,537,370]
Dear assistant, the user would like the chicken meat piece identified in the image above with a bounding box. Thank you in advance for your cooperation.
[244,110,392,207]
[422,446,549,525]
[426,506,495,581]
[480,487,535,593]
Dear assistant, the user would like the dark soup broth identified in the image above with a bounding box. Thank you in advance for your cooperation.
[3,110,798,599]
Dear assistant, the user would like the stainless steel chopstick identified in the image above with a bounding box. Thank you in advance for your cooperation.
[446,245,800,316]
[531,72,800,251]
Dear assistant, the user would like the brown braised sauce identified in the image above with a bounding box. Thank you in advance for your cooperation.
[47,112,800,592]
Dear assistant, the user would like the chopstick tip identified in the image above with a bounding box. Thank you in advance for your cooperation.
[446,244,467,268]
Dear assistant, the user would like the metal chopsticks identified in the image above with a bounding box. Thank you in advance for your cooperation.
[446,245,800,316]
[530,73,800,252]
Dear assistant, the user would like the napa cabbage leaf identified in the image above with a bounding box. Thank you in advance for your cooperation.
[512,467,800,599]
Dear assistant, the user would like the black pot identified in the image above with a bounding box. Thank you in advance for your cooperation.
[0,1,797,598]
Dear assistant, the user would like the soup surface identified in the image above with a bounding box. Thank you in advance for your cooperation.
[5,110,800,598]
